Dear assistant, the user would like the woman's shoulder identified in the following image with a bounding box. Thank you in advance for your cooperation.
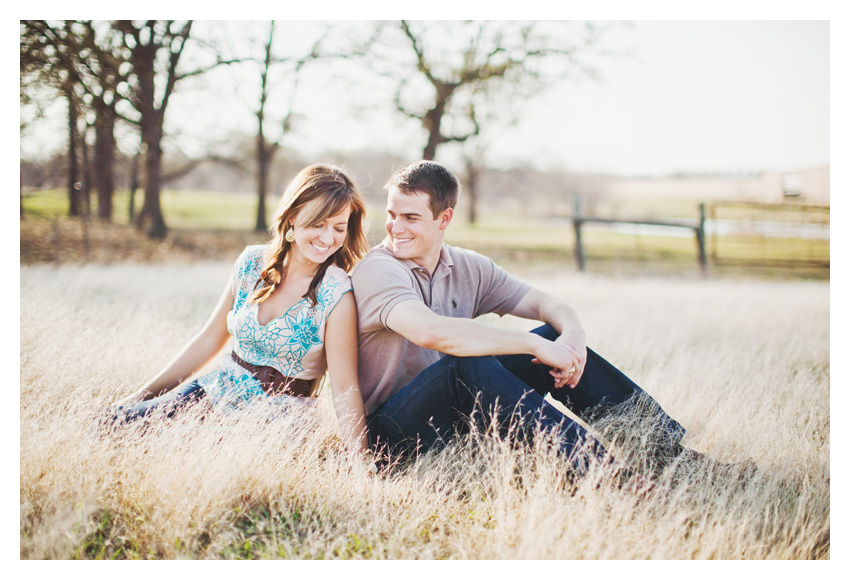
[231,245,268,292]
[323,263,352,290]
[234,245,267,271]
[312,264,351,315]
[240,244,268,262]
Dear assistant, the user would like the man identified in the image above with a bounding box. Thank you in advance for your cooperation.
[351,160,689,475]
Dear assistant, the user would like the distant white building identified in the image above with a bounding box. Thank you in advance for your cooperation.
[605,165,830,206]
[760,166,830,205]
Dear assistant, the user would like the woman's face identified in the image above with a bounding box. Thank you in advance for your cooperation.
[289,200,351,266]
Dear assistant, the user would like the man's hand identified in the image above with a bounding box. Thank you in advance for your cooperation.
[554,331,587,388]
[531,337,587,389]
[510,288,588,388]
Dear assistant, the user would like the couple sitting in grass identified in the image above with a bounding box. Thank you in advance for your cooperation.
[109,160,721,486]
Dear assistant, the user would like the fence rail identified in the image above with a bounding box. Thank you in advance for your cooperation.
[705,201,830,268]
[572,197,707,274]
[572,198,829,274]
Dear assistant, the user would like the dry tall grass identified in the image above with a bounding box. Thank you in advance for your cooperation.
[20,261,829,559]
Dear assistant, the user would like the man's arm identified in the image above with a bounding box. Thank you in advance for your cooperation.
[384,297,582,388]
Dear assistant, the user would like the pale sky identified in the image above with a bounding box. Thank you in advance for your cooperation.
[16,16,834,177]
[499,20,830,175]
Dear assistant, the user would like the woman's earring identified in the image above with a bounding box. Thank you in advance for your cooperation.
[285,228,295,243]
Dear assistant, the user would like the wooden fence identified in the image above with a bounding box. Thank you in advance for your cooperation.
[572,198,829,274]
[705,200,830,268]
[572,197,708,274]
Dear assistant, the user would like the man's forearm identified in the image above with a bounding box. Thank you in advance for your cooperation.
[541,300,586,346]
[386,299,549,358]
[512,288,586,346]
[386,296,584,383]
[417,315,550,358]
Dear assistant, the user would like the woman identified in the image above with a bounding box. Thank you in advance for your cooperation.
[108,164,373,468]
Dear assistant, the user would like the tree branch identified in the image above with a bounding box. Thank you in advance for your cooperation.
[160,20,192,113]
[400,20,437,85]
[161,156,205,184]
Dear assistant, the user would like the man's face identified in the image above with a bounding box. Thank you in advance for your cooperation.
[385,186,451,268]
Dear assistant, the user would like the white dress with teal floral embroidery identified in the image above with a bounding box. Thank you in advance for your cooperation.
[196,245,352,411]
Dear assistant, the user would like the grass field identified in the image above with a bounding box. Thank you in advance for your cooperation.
[20,259,829,559]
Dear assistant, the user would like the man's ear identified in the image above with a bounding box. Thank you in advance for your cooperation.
[438,207,453,230]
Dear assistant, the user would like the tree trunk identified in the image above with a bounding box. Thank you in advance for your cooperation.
[94,105,116,221]
[66,88,80,217]
[255,124,269,231]
[137,120,167,239]
[466,161,479,225]
[129,150,140,222]
[422,107,443,161]
[80,129,92,217]
[422,86,451,161]
[132,37,168,239]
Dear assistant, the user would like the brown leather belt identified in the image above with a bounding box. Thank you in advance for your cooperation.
[231,352,318,398]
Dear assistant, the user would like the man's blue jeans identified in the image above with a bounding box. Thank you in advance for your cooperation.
[366,325,686,472]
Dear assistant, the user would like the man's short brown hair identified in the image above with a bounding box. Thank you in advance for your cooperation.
[385,160,459,218]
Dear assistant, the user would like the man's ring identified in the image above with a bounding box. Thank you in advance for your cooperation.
[568,366,576,374]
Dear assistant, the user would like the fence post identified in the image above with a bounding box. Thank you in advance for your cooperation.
[573,195,585,271]
[696,202,707,276]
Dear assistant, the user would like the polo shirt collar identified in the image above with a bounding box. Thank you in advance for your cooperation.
[379,239,454,279]
[430,244,454,283]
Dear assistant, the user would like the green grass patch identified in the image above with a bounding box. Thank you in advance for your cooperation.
[21,189,829,279]
[710,235,830,264]
[22,188,263,231]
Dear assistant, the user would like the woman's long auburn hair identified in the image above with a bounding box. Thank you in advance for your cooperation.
[251,164,368,306]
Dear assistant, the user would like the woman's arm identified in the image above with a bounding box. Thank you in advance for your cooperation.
[112,278,234,406]
[324,291,371,461]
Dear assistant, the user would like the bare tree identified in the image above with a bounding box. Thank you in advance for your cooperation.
[458,93,515,224]
[252,21,319,231]
[379,20,615,221]
[112,20,195,239]
[22,21,131,222]
[76,21,125,221]
[461,136,486,224]
[250,21,371,231]
[205,21,369,231]
[254,21,279,232]
[114,20,254,238]
[21,21,85,217]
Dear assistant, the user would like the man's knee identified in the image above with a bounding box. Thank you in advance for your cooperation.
[453,354,504,378]
[530,324,559,342]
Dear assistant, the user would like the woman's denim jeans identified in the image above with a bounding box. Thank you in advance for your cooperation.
[366,325,686,473]
[108,380,206,424]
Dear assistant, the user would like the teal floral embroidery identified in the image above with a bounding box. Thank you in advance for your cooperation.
[259,326,284,350]
[314,278,340,309]
[233,249,264,311]
[280,349,303,376]
[286,315,323,351]
[197,365,265,412]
